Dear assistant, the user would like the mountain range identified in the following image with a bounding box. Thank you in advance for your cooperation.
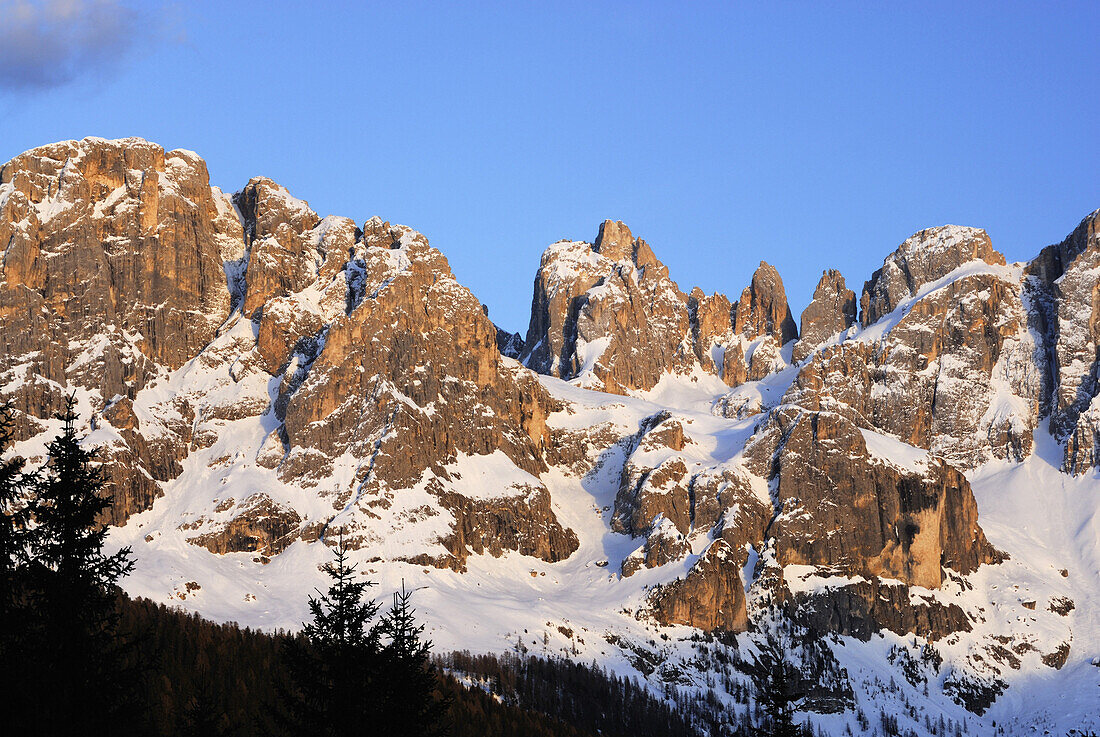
[1,137,1098,734]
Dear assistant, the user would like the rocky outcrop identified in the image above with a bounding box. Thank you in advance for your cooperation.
[520,221,696,393]
[495,325,524,359]
[521,224,803,393]
[722,261,798,382]
[688,288,737,380]
[792,269,856,363]
[733,261,798,346]
[186,493,306,558]
[744,407,1000,589]
[235,176,323,318]
[611,411,771,580]
[860,226,1006,326]
[782,239,1046,469]
[649,541,748,632]
[263,218,577,565]
[0,138,234,377]
[1029,210,1100,473]
[786,577,972,642]
[0,137,238,518]
[0,138,578,570]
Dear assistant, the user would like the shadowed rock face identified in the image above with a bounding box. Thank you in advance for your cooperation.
[786,577,972,642]
[1027,210,1100,473]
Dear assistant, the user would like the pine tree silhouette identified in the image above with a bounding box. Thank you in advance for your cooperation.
[378,581,451,737]
[747,617,808,737]
[0,400,31,584]
[282,532,385,736]
[27,395,140,735]
[0,401,38,729]
[0,400,32,624]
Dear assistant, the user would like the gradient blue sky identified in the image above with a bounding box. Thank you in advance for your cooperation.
[2,1,1097,332]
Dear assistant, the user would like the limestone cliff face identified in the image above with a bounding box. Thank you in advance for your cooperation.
[0,137,238,523]
[521,223,800,392]
[793,269,856,363]
[0,138,576,566]
[780,235,1047,469]
[520,220,697,393]
[728,261,798,381]
[744,407,1000,590]
[649,541,749,632]
[275,219,576,568]
[860,226,1006,326]
[1028,210,1100,474]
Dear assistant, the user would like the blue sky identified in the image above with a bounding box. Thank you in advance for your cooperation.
[2,1,1097,331]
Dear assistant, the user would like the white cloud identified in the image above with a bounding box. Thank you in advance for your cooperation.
[0,0,165,91]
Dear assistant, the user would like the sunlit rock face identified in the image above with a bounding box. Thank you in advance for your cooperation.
[520,221,802,393]
[519,220,697,394]
[0,138,576,566]
[792,269,856,363]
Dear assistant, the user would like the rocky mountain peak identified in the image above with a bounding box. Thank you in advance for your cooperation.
[732,261,798,345]
[4,138,1100,728]
[593,218,659,269]
[793,269,857,363]
[519,221,694,392]
[861,225,1006,325]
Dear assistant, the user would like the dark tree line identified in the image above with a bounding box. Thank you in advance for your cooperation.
[281,536,450,736]
[440,649,709,737]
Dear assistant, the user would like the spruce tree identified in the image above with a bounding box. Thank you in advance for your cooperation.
[0,401,37,727]
[0,400,31,623]
[747,619,807,737]
[0,400,31,580]
[28,395,139,734]
[378,581,451,737]
[283,533,384,736]
[33,396,134,593]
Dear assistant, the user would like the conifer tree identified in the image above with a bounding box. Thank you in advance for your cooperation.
[28,395,140,734]
[378,581,451,737]
[747,618,808,737]
[283,532,384,736]
[0,401,36,725]
[0,401,30,581]
[0,401,31,622]
[33,396,134,594]
[181,669,234,737]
